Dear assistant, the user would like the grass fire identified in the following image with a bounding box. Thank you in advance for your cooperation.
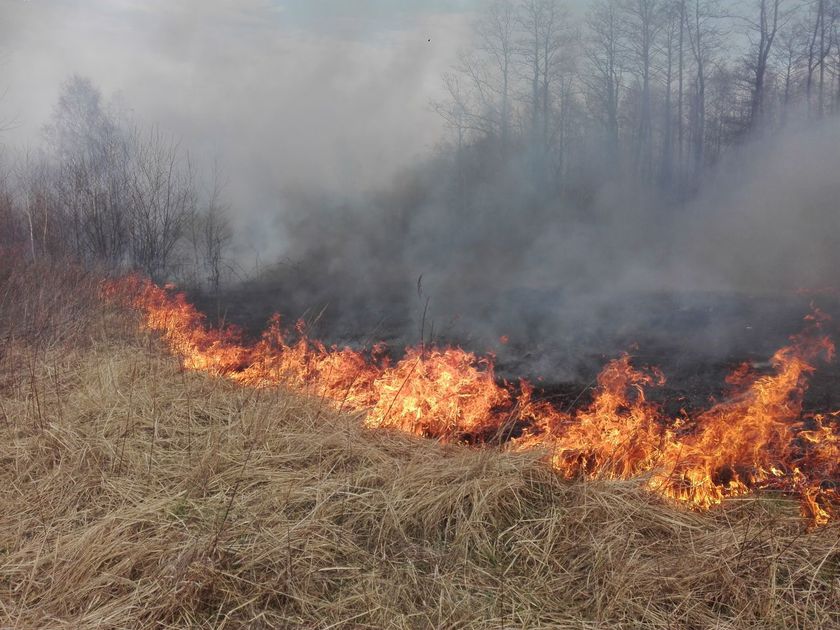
[3,0,840,627]
[104,276,840,528]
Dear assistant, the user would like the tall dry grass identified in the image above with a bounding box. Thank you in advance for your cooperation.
[0,260,838,628]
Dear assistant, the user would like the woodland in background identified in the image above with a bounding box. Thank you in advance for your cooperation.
[263,0,840,329]
[0,76,233,292]
[434,0,840,198]
[1,0,840,293]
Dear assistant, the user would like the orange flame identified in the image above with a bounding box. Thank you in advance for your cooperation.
[102,277,840,525]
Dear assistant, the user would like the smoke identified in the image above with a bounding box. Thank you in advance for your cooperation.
[247,118,840,382]
[675,121,840,294]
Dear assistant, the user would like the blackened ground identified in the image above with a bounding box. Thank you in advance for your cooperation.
[188,283,840,418]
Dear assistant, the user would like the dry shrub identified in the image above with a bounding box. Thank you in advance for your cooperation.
[0,265,838,628]
[0,250,104,347]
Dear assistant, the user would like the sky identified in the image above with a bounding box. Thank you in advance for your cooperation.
[0,0,486,253]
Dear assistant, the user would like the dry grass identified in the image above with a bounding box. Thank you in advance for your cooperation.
[0,262,839,628]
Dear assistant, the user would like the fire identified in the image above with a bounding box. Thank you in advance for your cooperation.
[519,355,666,480]
[106,276,248,373]
[102,277,840,525]
[651,325,835,510]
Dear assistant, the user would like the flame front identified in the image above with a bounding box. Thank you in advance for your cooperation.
[103,277,840,525]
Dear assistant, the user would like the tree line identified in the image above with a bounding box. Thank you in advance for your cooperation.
[434,0,840,197]
[0,76,233,291]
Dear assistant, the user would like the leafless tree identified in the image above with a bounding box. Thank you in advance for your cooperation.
[744,0,789,129]
[15,151,62,262]
[833,10,840,112]
[518,0,569,148]
[772,17,805,120]
[660,0,685,183]
[621,0,668,178]
[126,126,195,281]
[515,0,573,193]
[190,161,233,297]
[684,0,725,172]
[804,0,838,116]
[0,151,22,249]
[45,76,131,265]
[442,0,520,152]
[585,0,625,160]
[479,0,518,151]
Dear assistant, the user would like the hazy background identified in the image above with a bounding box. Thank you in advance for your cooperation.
[1,0,483,256]
[2,0,840,381]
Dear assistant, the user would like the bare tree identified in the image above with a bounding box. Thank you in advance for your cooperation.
[549,27,580,188]
[804,0,838,116]
[15,151,62,262]
[190,161,233,297]
[443,0,520,153]
[772,15,805,121]
[684,0,725,173]
[516,0,572,192]
[621,0,668,178]
[834,9,840,113]
[744,0,788,129]
[518,0,569,147]
[677,0,687,173]
[585,0,625,161]
[45,76,131,265]
[660,0,684,183]
[0,151,22,249]
[479,0,518,151]
[126,126,195,281]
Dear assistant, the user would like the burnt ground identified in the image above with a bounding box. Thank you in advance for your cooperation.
[188,284,840,420]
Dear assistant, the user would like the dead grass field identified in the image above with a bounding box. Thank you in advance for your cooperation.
[0,257,838,628]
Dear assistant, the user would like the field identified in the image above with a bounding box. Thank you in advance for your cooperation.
[1,258,839,629]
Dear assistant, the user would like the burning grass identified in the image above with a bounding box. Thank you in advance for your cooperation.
[0,264,839,627]
[104,276,840,526]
